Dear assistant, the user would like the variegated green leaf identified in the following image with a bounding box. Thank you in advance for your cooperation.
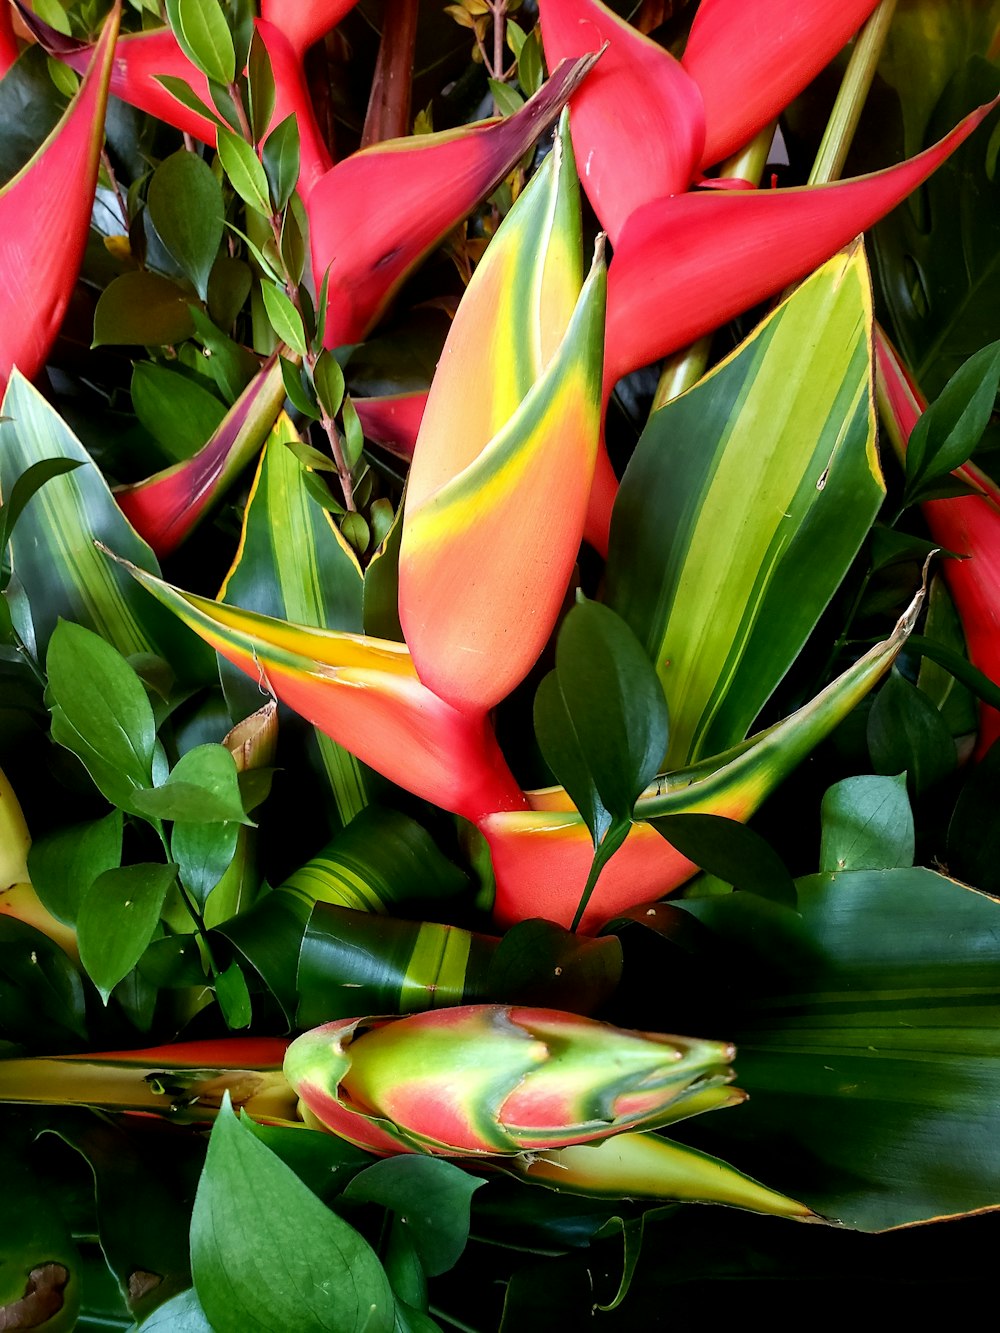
[218,414,371,824]
[607,246,884,768]
[0,371,210,676]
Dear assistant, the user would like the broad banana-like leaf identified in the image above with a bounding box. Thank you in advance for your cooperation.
[537,0,704,245]
[602,96,1000,400]
[877,329,1000,755]
[486,585,923,932]
[606,247,883,769]
[676,867,1000,1230]
[510,1130,815,1219]
[218,413,370,824]
[259,0,358,56]
[400,127,606,715]
[0,372,210,674]
[110,557,528,823]
[115,356,286,558]
[311,53,598,347]
[683,0,883,168]
[0,3,118,390]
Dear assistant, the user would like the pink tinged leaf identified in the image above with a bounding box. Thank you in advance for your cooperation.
[353,390,427,461]
[603,96,1000,397]
[0,3,119,392]
[310,53,599,348]
[256,19,332,204]
[877,331,1000,757]
[114,357,286,558]
[537,0,705,245]
[682,0,882,168]
[259,0,359,58]
[64,27,217,145]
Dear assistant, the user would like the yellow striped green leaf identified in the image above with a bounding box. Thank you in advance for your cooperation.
[607,246,884,768]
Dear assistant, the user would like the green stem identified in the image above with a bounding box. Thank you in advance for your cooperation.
[650,122,776,413]
[808,0,898,186]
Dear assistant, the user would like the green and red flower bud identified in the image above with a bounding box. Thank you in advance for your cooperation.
[284,1005,735,1157]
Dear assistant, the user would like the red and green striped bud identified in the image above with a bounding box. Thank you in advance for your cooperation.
[285,1005,735,1157]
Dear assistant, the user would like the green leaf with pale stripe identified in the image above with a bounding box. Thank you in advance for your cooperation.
[218,414,369,824]
[0,371,211,676]
[607,247,884,769]
[676,867,1000,1230]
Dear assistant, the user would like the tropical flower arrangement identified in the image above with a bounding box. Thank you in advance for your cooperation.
[1,0,999,1326]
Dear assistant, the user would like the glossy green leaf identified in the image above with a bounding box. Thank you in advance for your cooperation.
[219,414,369,825]
[147,149,225,302]
[217,126,271,215]
[0,458,83,565]
[137,1288,214,1332]
[131,744,253,824]
[27,809,123,925]
[485,919,622,1016]
[678,868,1000,1230]
[262,112,299,212]
[606,247,883,768]
[819,773,914,872]
[0,46,63,185]
[342,1157,484,1276]
[651,814,796,907]
[214,888,309,1023]
[171,0,236,85]
[78,862,178,1002]
[904,337,1000,498]
[187,308,260,403]
[0,917,87,1044]
[261,281,307,356]
[172,818,240,908]
[191,1101,394,1332]
[0,374,206,670]
[131,363,228,465]
[867,667,956,795]
[208,254,253,330]
[154,74,225,130]
[535,598,669,846]
[93,271,198,347]
[47,621,157,812]
[314,349,345,420]
[215,957,252,1028]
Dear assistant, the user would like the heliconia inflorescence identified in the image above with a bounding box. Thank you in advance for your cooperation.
[284,1005,736,1157]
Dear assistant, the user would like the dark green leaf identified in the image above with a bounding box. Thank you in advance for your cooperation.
[0,1150,81,1329]
[534,598,669,846]
[187,307,260,402]
[651,813,796,907]
[280,202,306,285]
[0,459,84,560]
[905,339,1000,495]
[261,113,300,212]
[0,918,87,1043]
[215,957,252,1028]
[678,868,1000,1229]
[486,919,622,1014]
[907,632,1000,713]
[518,28,544,95]
[93,271,197,348]
[280,354,320,418]
[172,818,240,906]
[217,127,271,215]
[131,363,227,464]
[342,395,364,469]
[246,29,276,142]
[341,511,369,555]
[343,1157,484,1276]
[243,1118,372,1200]
[132,744,254,825]
[27,810,123,926]
[819,773,914,872]
[191,1101,394,1332]
[147,150,225,302]
[207,254,252,330]
[0,47,63,184]
[867,667,956,795]
[215,890,309,1023]
[47,621,156,811]
[948,740,1000,893]
[78,863,178,1002]
[489,78,525,117]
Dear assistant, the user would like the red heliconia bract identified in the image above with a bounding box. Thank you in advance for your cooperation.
[258,0,358,57]
[0,0,18,75]
[0,3,119,393]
